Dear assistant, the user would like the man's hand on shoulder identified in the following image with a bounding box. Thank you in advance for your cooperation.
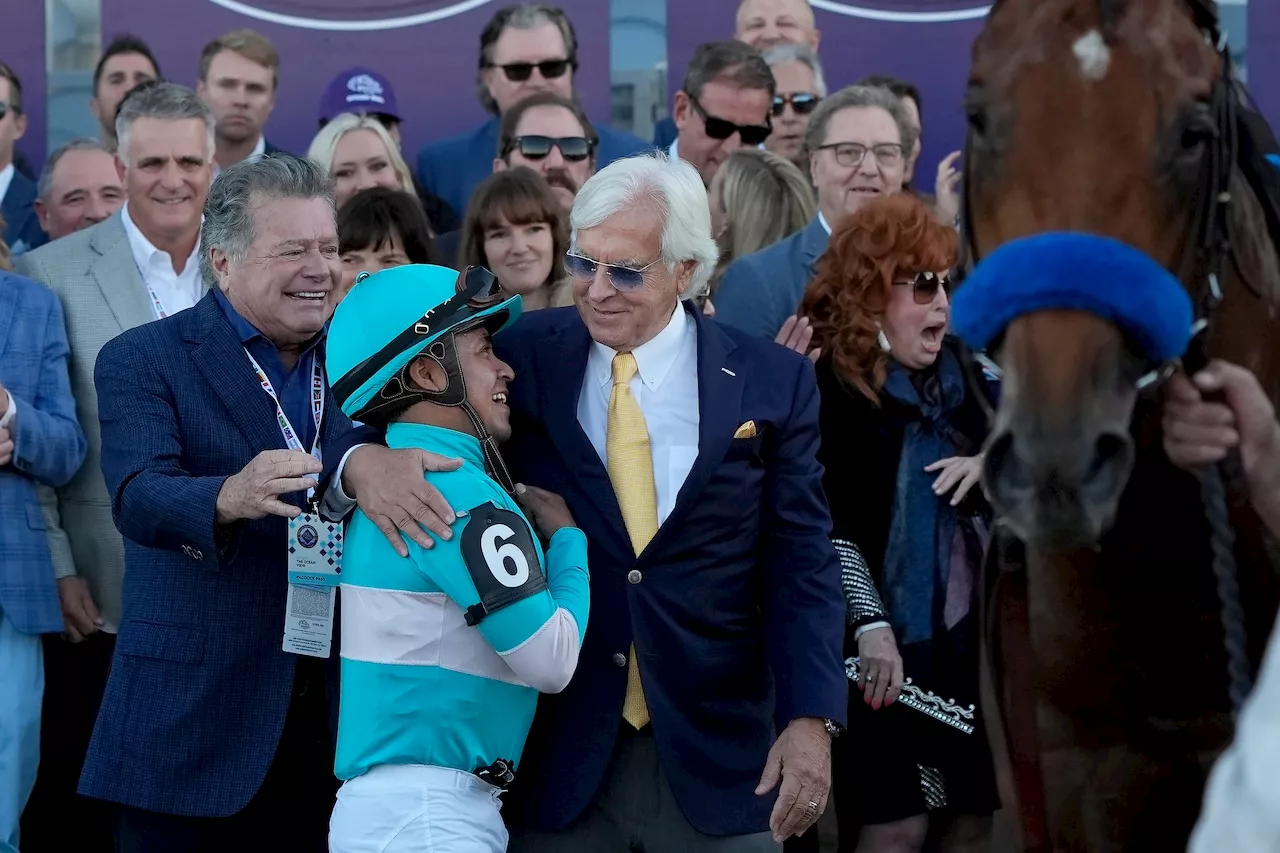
[215,449,322,525]
[756,716,832,843]
[342,445,464,557]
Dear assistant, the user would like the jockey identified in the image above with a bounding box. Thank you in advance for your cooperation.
[325,264,590,853]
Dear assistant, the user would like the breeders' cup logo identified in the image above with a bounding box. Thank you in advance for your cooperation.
[297,525,320,549]
[810,1,990,22]
[205,0,498,31]
[347,74,387,106]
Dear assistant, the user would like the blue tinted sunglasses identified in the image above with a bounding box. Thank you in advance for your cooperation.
[564,251,660,291]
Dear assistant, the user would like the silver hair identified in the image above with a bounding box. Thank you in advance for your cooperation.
[803,84,919,158]
[761,43,828,98]
[569,152,720,300]
[37,138,115,200]
[199,154,335,287]
[115,81,215,164]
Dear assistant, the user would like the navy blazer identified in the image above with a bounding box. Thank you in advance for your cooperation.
[2,168,49,257]
[496,304,847,836]
[0,271,86,635]
[713,217,830,342]
[416,117,651,218]
[79,292,354,817]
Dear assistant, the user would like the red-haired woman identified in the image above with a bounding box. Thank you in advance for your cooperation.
[800,193,998,853]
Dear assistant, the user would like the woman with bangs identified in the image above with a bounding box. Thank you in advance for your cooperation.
[799,193,999,853]
[336,187,440,300]
[459,168,573,311]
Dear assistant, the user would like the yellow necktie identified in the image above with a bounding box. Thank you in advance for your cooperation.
[607,353,657,730]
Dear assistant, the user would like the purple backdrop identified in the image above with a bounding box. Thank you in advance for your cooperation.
[1,0,46,173]
[1251,1,1279,125]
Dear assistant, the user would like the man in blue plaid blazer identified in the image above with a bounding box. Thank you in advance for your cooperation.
[0,269,86,853]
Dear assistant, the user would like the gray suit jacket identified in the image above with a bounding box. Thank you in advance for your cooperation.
[711,217,830,341]
[15,212,208,630]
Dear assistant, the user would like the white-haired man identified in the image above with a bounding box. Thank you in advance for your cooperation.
[333,152,848,850]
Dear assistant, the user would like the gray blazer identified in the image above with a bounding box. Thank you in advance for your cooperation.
[711,217,830,341]
[15,212,208,630]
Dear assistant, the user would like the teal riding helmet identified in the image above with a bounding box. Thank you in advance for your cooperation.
[327,264,523,426]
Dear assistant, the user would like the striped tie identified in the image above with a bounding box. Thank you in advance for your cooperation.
[607,353,657,730]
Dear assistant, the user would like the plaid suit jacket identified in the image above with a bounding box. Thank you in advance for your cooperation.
[78,292,355,816]
[0,271,86,634]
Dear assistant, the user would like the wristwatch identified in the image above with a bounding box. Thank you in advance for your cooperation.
[823,718,844,738]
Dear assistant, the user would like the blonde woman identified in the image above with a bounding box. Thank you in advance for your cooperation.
[704,148,817,312]
[307,113,416,210]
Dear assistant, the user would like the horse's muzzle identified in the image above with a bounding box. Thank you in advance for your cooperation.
[983,427,1135,548]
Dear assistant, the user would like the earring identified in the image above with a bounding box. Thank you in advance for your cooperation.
[877,323,891,353]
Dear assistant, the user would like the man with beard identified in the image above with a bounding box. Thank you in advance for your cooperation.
[196,30,286,177]
[434,92,597,266]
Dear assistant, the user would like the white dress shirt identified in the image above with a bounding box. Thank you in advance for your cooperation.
[0,162,14,208]
[120,202,203,319]
[577,305,700,525]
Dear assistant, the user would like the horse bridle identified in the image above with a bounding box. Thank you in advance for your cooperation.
[957,0,1237,392]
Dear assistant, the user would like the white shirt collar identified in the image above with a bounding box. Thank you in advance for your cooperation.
[212,135,267,179]
[589,303,691,394]
[120,202,200,274]
[0,163,14,207]
[817,211,832,235]
[668,137,679,160]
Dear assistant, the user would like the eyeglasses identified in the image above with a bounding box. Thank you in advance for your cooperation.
[564,251,660,292]
[685,92,772,146]
[816,142,905,168]
[894,271,950,305]
[484,59,575,82]
[772,93,821,117]
[507,135,593,162]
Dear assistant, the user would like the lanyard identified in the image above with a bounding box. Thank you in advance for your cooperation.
[243,349,325,498]
[146,281,169,319]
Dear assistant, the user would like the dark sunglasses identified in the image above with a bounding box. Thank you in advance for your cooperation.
[685,92,772,146]
[564,251,659,292]
[772,93,821,117]
[507,135,593,162]
[484,59,574,82]
[894,271,951,305]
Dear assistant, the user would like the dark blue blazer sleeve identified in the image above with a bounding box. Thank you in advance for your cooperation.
[94,332,228,565]
[762,355,848,728]
[712,257,786,342]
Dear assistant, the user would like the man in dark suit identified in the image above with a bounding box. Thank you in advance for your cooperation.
[0,269,86,853]
[196,29,287,177]
[416,3,648,218]
[339,153,847,851]
[82,156,349,852]
[0,63,48,257]
[714,85,916,340]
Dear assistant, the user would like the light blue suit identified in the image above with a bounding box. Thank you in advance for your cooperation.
[712,217,830,342]
[0,270,86,853]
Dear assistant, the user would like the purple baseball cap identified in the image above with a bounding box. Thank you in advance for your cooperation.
[320,67,401,123]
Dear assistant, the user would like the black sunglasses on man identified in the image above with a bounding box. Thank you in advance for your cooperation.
[684,91,772,146]
[504,135,594,162]
[483,59,576,82]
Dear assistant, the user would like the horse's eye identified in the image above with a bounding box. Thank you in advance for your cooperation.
[1179,103,1216,150]
[964,87,989,137]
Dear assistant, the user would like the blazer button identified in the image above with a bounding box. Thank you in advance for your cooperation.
[612,653,627,667]
[627,569,642,584]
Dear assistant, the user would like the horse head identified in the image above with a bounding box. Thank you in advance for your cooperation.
[960,0,1280,549]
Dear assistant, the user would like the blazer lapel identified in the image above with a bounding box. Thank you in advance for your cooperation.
[184,294,287,454]
[646,306,744,555]
[0,275,18,357]
[536,320,634,562]
[89,216,154,334]
[800,216,831,276]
